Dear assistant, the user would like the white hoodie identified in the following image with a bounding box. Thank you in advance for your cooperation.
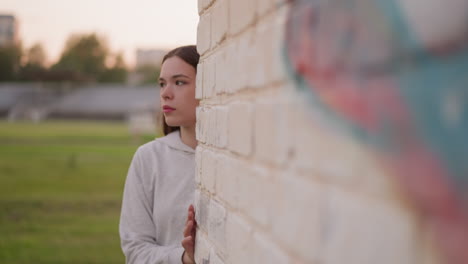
[120,130,195,264]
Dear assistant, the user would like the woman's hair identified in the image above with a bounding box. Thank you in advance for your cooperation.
[160,45,200,136]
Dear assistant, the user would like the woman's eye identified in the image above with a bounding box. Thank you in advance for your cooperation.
[159,82,165,87]
[175,80,185,86]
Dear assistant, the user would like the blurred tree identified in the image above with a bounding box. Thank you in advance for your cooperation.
[51,33,108,82]
[19,43,48,81]
[135,64,160,85]
[0,43,22,81]
[99,53,127,83]
[26,43,46,66]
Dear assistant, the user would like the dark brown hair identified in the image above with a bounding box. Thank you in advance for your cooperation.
[161,45,200,136]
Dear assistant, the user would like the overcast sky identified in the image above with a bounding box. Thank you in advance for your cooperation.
[0,0,199,67]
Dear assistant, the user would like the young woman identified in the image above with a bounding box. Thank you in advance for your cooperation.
[120,45,199,264]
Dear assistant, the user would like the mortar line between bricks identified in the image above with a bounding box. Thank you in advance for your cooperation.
[211,4,275,51]
[198,0,217,17]
[198,143,293,171]
[195,193,309,263]
[291,167,418,210]
[198,82,289,105]
[198,143,411,210]
[199,2,290,58]
[200,174,415,263]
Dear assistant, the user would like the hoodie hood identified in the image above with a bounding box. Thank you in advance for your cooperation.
[158,130,195,154]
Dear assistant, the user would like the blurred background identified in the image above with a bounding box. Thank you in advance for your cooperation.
[0,0,198,263]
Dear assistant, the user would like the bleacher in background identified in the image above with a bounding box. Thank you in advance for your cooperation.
[0,83,161,132]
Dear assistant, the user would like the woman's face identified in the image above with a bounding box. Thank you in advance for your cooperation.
[159,56,198,128]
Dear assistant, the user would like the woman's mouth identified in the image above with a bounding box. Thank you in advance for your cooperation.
[163,105,176,113]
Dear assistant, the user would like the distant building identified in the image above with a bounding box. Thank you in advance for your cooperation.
[135,48,168,68]
[0,15,18,46]
[127,48,168,85]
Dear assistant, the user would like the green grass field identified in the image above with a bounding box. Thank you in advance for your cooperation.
[0,120,157,264]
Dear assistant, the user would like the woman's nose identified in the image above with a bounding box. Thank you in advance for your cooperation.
[160,86,173,100]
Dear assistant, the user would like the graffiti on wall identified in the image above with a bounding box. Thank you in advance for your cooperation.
[284,0,468,262]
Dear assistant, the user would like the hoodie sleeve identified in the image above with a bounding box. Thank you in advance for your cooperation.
[119,147,185,264]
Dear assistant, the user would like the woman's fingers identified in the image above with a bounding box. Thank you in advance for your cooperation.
[188,211,194,222]
[181,236,193,246]
[188,205,195,218]
[181,236,194,255]
[181,236,194,254]
[183,220,194,237]
[181,210,196,264]
[186,205,195,224]
[184,205,197,243]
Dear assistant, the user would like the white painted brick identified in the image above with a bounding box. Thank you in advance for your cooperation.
[195,231,211,264]
[215,107,228,148]
[234,162,255,212]
[195,107,201,141]
[272,172,321,262]
[320,187,417,264]
[194,188,201,221]
[290,98,354,175]
[223,40,240,94]
[254,103,281,162]
[227,102,253,156]
[259,7,289,85]
[237,165,274,228]
[210,248,225,264]
[201,149,217,193]
[252,232,291,264]
[209,108,218,146]
[197,191,210,233]
[247,10,289,89]
[246,30,267,89]
[199,107,209,144]
[236,28,255,90]
[212,0,228,46]
[195,107,204,143]
[203,107,210,144]
[225,213,253,263]
[223,42,234,94]
[245,9,288,90]
[196,107,207,143]
[208,199,227,253]
[290,100,336,173]
[198,0,214,14]
[254,100,290,165]
[290,98,399,200]
[210,108,218,146]
[197,11,211,56]
[204,107,215,145]
[195,146,204,185]
[229,0,256,35]
[215,155,240,208]
[203,55,215,98]
[214,49,227,95]
[207,108,213,146]
[206,108,218,147]
[196,62,204,99]
[257,0,276,17]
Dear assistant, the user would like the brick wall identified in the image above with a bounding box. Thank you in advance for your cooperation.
[194,1,442,263]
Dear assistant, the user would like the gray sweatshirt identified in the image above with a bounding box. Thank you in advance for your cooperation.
[119,131,195,264]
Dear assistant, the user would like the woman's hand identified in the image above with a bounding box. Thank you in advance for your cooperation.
[181,204,196,264]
